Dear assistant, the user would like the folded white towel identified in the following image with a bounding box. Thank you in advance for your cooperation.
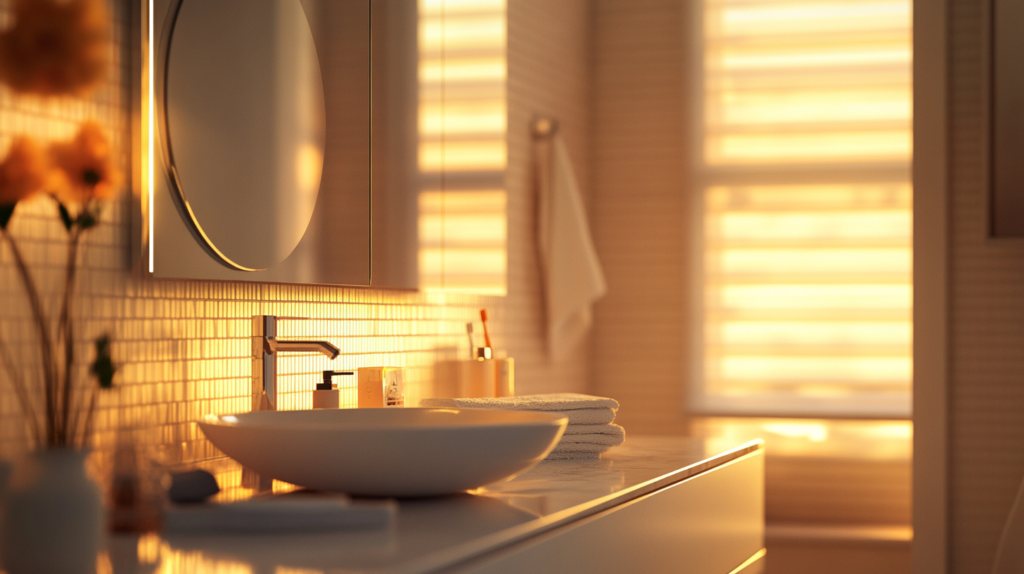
[550,442,609,454]
[419,394,625,461]
[559,433,624,448]
[545,450,602,461]
[557,409,615,425]
[563,423,625,438]
[420,393,619,411]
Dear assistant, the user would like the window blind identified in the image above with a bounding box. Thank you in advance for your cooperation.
[417,0,508,295]
[695,0,912,417]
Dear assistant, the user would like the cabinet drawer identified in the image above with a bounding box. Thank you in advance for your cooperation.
[451,450,764,574]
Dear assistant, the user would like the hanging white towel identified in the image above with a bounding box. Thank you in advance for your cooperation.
[536,135,607,360]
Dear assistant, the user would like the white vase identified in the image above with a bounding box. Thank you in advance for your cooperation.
[0,450,102,574]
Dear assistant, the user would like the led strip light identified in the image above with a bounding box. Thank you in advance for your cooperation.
[147,0,154,273]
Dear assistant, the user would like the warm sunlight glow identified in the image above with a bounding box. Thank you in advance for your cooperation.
[763,422,829,442]
[420,18,505,50]
[719,2,908,34]
[716,285,911,310]
[714,88,910,125]
[296,144,323,194]
[154,548,253,574]
[718,356,910,382]
[419,0,505,13]
[419,58,507,83]
[715,321,911,346]
[696,418,912,460]
[704,0,911,167]
[708,130,910,164]
[703,182,913,412]
[699,0,912,416]
[418,0,508,294]
[716,248,909,274]
[419,191,507,295]
[419,100,506,135]
[418,141,507,171]
[136,534,162,565]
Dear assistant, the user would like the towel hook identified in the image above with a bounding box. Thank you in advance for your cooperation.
[532,116,559,139]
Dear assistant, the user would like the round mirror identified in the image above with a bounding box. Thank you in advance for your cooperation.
[164,0,326,271]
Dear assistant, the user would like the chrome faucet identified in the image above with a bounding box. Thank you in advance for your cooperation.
[252,315,339,411]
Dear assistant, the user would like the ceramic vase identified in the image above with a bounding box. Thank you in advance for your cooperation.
[0,450,102,574]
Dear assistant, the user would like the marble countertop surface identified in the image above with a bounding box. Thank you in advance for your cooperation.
[107,436,763,574]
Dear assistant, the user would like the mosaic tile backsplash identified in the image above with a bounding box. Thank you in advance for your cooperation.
[0,0,593,497]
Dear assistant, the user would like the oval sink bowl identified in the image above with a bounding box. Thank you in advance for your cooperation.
[198,408,568,497]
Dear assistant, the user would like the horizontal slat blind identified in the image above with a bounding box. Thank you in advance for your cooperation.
[417,0,508,295]
[696,0,912,417]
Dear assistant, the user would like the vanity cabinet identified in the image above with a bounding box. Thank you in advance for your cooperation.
[454,444,764,574]
[106,437,764,574]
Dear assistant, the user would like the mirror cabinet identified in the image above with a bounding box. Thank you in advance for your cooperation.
[140,0,508,293]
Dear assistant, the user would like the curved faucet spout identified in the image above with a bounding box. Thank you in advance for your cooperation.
[265,339,340,359]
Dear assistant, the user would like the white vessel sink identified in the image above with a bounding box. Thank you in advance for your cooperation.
[198,408,568,497]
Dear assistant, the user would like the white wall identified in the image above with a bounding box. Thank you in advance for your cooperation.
[590,0,692,434]
[945,0,1024,570]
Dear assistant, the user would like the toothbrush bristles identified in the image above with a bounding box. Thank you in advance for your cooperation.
[480,309,492,348]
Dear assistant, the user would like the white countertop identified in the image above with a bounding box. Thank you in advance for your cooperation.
[107,436,763,574]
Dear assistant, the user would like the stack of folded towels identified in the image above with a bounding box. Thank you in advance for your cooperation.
[420,393,624,460]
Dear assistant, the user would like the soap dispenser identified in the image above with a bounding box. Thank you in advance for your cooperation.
[315,371,354,409]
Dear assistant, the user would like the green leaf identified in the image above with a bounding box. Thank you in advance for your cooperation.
[0,203,14,230]
[90,335,116,389]
[57,201,73,231]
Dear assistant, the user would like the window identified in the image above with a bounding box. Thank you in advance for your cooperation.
[417,0,508,295]
[694,0,912,418]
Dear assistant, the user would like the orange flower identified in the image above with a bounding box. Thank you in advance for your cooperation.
[0,136,48,206]
[0,0,109,97]
[49,121,119,204]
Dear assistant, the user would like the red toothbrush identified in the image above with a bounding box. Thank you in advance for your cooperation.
[480,309,493,348]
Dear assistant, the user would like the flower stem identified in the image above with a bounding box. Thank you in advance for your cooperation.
[59,227,82,446]
[79,385,98,449]
[0,332,42,447]
[1,228,58,447]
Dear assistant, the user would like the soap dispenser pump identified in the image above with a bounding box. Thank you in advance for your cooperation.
[315,371,354,409]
